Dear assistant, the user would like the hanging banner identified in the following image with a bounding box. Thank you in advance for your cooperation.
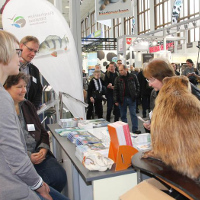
[95,0,132,21]
[3,0,85,118]
[172,0,183,24]
[0,0,10,14]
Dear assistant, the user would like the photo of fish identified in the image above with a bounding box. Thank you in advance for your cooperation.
[38,34,69,57]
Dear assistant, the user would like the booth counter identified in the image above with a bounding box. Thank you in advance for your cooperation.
[48,124,137,200]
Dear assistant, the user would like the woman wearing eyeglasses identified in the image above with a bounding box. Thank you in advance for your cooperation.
[0,30,69,200]
[19,36,43,110]
[143,58,200,131]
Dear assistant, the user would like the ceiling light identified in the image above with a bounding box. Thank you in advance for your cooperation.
[184,24,188,30]
[65,6,69,8]
[166,29,170,35]
[177,26,180,33]
[152,41,157,46]
[192,21,197,28]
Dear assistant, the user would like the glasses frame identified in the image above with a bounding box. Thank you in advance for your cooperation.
[23,43,39,54]
[146,78,156,83]
[16,49,23,57]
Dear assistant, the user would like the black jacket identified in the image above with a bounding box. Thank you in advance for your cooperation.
[25,63,43,109]
[113,72,140,104]
[104,71,119,95]
[87,78,105,100]
[137,71,153,97]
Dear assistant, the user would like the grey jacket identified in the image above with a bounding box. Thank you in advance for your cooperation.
[0,84,40,200]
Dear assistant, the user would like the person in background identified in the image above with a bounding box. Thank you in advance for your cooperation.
[89,64,105,81]
[129,65,135,73]
[105,64,110,75]
[131,66,141,113]
[87,70,105,119]
[114,65,141,134]
[171,63,180,76]
[5,72,67,193]
[0,30,69,200]
[137,65,153,118]
[104,62,120,122]
[182,59,199,86]
[82,69,87,77]
[143,58,200,131]
[116,59,122,72]
[19,36,43,110]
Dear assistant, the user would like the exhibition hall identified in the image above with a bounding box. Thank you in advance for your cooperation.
[0,0,200,200]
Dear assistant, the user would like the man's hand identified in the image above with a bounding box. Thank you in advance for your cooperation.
[90,97,95,103]
[36,182,52,200]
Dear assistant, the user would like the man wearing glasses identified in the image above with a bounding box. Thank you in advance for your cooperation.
[116,59,122,72]
[19,36,43,109]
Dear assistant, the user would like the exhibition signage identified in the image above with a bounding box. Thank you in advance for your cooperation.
[142,54,154,63]
[172,0,183,24]
[2,0,86,118]
[95,0,132,21]
[187,43,193,48]
[149,42,174,53]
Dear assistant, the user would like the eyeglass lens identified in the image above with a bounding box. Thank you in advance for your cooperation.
[16,49,23,57]
[23,43,39,54]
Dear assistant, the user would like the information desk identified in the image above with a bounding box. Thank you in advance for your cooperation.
[132,152,200,200]
[48,124,137,200]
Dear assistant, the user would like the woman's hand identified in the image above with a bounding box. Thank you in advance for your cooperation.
[143,121,151,130]
[39,148,48,157]
[30,148,48,165]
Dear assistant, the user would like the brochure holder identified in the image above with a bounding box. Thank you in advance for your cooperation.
[108,130,138,171]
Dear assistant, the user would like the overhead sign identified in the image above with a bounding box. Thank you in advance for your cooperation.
[95,0,132,21]
[3,0,85,118]
[149,42,174,53]
[172,0,183,24]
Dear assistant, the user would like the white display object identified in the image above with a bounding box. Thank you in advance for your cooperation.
[2,0,85,118]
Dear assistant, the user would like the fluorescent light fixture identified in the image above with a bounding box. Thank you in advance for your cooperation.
[65,6,69,8]
[152,41,157,46]
[192,21,197,27]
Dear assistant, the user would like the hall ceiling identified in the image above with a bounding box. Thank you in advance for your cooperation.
[47,0,95,23]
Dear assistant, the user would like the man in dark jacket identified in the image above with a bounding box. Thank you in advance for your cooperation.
[114,65,141,134]
[19,36,43,109]
[104,62,120,122]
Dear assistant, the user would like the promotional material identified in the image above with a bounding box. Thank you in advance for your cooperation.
[172,0,183,24]
[3,0,85,118]
[95,0,132,21]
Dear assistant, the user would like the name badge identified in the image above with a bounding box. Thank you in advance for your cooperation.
[32,76,37,84]
[27,124,36,131]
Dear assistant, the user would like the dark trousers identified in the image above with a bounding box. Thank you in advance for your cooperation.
[141,95,150,118]
[87,99,103,119]
[106,93,120,122]
[34,154,67,192]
